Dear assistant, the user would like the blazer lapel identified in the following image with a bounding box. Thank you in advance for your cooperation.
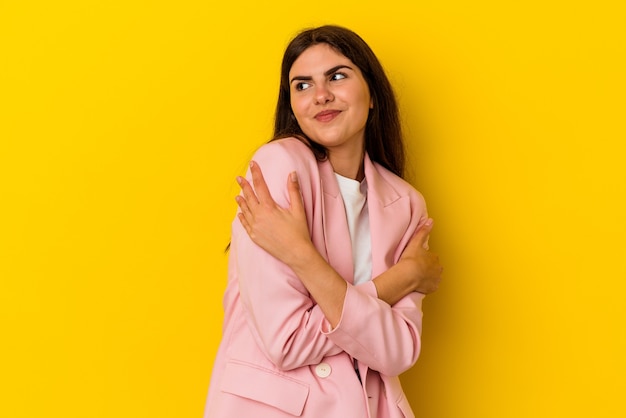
[318,159,355,284]
[363,154,412,278]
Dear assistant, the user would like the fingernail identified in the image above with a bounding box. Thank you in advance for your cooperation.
[250,160,256,168]
[290,171,298,182]
[236,176,242,185]
[425,218,433,227]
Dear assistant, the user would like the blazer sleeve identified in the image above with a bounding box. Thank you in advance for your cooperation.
[321,190,428,377]
[322,283,425,377]
[233,141,343,371]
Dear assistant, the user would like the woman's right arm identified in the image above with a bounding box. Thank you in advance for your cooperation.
[237,157,442,375]
[232,142,345,371]
[237,159,442,310]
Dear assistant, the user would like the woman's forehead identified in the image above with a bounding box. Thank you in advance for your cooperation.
[289,44,354,76]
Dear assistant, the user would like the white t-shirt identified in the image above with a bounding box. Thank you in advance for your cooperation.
[334,173,373,285]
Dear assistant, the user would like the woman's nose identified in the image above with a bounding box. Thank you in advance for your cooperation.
[315,84,334,104]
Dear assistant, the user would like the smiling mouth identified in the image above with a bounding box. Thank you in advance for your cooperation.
[314,110,341,122]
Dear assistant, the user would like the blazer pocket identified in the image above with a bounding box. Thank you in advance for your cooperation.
[221,360,310,417]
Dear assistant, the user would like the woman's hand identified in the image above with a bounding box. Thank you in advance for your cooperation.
[235,161,312,266]
[372,219,442,305]
[398,219,443,294]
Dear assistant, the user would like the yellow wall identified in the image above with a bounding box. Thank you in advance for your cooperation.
[1,1,624,417]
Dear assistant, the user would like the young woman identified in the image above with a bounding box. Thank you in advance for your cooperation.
[204,25,443,418]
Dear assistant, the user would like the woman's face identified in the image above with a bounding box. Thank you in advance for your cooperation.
[289,43,372,157]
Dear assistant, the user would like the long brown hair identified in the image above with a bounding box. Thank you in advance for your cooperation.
[273,25,406,178]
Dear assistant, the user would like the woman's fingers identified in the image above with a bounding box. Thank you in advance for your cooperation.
[237,175,259,207]
[249,161,274,205]
[236,161,277,210]
[233,163,312,264]
[287,171,305,215]
[235,194,251,217]
[403,218,433,254]
[415,218,433,247]
[237,212,251,234]
[236,164,305,239]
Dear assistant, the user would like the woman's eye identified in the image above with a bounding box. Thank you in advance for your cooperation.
[331,72,347,81]
[295,82,311,91]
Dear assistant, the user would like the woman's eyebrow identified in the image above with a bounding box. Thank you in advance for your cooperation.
[324,65,353,76]
[290,65,354,84]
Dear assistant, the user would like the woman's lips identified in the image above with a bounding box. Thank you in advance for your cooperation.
[314,110,341,122]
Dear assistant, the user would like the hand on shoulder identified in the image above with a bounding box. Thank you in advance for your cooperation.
[235,160,313,267]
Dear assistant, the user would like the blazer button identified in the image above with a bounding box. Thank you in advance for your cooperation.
[315,362,331,378]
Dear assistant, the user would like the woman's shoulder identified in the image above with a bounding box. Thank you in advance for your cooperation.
[371,164,429,220]
[253,137,317,166]
[249,137,321,189]
[370,160,425,202]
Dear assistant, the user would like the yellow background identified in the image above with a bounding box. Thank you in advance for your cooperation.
[1,1,625,417]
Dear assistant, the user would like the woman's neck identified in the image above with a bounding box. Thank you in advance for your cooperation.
[329,149,365,181]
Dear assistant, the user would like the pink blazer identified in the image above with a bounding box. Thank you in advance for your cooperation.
[205,137,429,418]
